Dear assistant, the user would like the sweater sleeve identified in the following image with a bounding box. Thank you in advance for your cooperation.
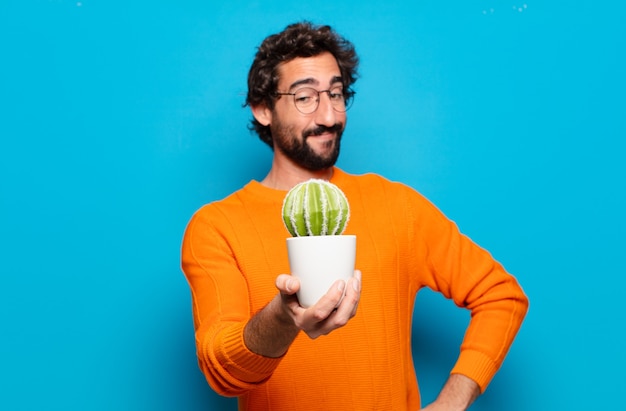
[405,186,529,392]
[181,205,283,396]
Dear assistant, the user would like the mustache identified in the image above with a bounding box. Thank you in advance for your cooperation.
[303,123,343,139]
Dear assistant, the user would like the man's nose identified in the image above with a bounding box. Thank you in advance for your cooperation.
[314,92,339,126]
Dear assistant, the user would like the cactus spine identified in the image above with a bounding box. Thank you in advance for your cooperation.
[282,179,350,237]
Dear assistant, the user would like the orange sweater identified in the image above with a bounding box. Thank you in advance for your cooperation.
[181,168,528,410]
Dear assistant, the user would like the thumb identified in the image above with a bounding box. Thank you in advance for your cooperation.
[276,274,300,294]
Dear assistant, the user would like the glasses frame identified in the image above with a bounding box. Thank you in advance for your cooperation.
[274,86,354,114]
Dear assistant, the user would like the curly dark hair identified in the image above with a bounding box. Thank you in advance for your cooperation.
[245,21,359,148]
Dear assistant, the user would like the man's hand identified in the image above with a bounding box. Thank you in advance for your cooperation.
[420,374,480,411]
[243,270,361,358]
[275,270,361,339]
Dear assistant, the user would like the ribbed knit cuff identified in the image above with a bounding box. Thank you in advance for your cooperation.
[450,349,499,393]
[214,322,283,384]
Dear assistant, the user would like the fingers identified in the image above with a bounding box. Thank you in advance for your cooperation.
[347,269,362,317]
[302,270,362,338]
[318,269,361,310]
[331,270,361,324]
[352,269,362,292]
[319,279,348,311]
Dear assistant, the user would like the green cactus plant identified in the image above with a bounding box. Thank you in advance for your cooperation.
[282,179,350,237]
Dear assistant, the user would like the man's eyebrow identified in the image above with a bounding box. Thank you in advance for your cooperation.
[330,76,343,86]
[288,78,318,91]
[288,76,344,91]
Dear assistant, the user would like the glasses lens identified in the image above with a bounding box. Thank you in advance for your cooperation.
[291,87,353,113]
[328,87,347,112]
[293,88,318,114]
[343,94,353,111]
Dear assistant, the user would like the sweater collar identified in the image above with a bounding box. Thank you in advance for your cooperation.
[244,167,348,202]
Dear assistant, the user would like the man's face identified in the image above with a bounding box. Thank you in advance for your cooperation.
[269,52,347,171]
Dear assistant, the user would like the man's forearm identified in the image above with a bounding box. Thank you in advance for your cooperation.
[423,374,480,410]
[243,294,300,358]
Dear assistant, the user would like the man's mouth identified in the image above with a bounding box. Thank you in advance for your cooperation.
[308,131,335,140]
[303,124,343,140]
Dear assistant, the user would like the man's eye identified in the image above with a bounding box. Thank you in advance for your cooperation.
[296,95,313,103]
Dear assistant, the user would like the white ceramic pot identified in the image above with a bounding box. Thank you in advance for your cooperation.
[286,235,357,308]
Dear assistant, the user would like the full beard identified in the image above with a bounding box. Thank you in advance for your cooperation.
[272,122,344,171]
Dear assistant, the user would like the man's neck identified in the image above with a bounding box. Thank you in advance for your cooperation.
[261,157,334,191]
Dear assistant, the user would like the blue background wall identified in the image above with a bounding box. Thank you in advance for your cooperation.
[1,1,624,409]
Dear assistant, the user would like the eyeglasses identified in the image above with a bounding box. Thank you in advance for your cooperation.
[274,86,353,114]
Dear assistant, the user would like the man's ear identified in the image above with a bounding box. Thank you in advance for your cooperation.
[251,103,272,126]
